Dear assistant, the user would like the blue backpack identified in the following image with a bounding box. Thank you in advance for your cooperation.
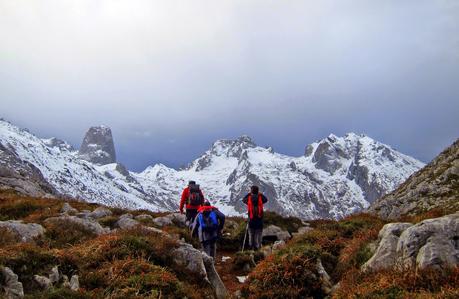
[199,211,218,232]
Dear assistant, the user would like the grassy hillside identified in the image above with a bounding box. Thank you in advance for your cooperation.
[241,209,459,299]
[0,190,214,298]
[1,188,458,299]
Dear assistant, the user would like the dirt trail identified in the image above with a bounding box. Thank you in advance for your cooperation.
[214,250,247,295]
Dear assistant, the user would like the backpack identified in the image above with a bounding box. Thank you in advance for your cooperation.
[187,184,203,206]
[199,211,218,232]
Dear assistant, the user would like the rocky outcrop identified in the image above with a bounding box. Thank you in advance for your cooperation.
[202,253,228,299]
[0,266,24,299]
[262,225,291,242]
[88,207,112,219]
[362,223,413,271]
[42,137,75,152]
[78,126,116,165]
[153,213,186,227]
[115,214,141,230]
[0,142,57,197]
[44,215,110,235]
[362,212,459,271]
[61,203,78,214]
[69,275,79,291]
[171,243,207,279]
[369,139,459,219]
[0,221,45,242]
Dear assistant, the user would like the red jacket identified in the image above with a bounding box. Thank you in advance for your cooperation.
[180,186,205,212]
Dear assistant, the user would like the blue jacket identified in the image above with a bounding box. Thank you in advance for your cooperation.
[191,207,225,243]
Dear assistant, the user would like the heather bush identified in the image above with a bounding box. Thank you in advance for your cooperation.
[242,244,325,298]
[44,218,98,248]
[0,199,41,220]
[0,243,57,292]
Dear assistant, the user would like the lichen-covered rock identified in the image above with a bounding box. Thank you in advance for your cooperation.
[171,243,207,280]
[397,212,459,269]
[115,214,141,230]
[135,214,154,221]
[33,275,52,290]
[1,266,24,299]
[44,215,110,235]
[262,225,291,242]
[363,212,459,271]
[49,266,60,284]
[0,221,45,242]
[316,259,333,294]
[88,207,112,219]
[202,252,228,299]
[272,240,286,252]
[153,216,173,227]
[70,275,79,291]
[61,203,78,214]
[362,222,413,271]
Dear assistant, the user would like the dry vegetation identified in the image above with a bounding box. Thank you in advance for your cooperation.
[1,189,458,299]
[241,212,459,299]
[0,190,213,298]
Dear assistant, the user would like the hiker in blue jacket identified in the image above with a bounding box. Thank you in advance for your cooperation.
[191,201,225,259]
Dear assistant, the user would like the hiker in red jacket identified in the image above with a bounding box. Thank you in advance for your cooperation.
[180,180,205,226]
[242,185,268,250]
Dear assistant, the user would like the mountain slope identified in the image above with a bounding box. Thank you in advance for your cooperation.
[0,120,424,219]
[369,138,459,219]
[132,133,424,219]
[0,120,159,211]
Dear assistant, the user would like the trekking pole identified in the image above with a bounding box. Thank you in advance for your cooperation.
[241,220,249,252]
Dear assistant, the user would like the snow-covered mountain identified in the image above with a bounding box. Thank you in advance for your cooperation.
[0,119,425,219]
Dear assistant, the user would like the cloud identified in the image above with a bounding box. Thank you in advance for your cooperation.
[1,0,458,170]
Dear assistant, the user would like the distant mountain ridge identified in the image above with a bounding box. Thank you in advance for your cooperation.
[0,119,424,219]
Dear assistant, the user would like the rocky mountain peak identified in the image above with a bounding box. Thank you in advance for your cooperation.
[42,137,75,152]
[78,126,116,165]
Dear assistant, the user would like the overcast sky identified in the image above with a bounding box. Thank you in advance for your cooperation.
[1,0,458,171]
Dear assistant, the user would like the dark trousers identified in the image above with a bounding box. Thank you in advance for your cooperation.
[202,240,217,258]
[186,209,198,228]
[248,228,263,250]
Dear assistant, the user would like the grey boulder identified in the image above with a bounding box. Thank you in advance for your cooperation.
[0,221,45,242]
[202,252,228,299]
[88,207,112,219]
[171,243,207,280]
[44,215,110,235]
[262,225,291,242]
[362,222,413,272]
[1,267,24,299]
[363,212,459,271]
[33,275,52,290]
[60,203,78,214]
[115,214,141,230]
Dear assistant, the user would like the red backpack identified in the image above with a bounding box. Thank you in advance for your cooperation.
[187,184,203,206]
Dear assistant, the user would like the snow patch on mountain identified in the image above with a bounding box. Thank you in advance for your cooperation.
[0,119,425,219]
